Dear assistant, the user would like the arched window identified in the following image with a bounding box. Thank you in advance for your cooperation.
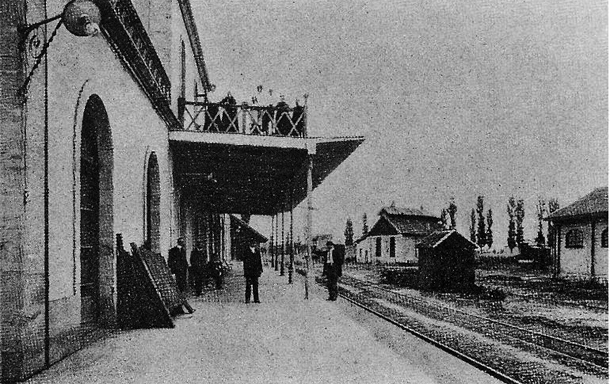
[146,153,161,253]
[601,228,608,248]
[80,95,113,324]
[565,229,584,248]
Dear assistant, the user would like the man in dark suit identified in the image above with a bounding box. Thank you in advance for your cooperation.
[189,242,207,296]
[323,241,344,301]
[168,237,189,293]
[243,239,263,303]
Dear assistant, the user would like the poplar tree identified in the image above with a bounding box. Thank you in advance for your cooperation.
[515,199,525,245]
[476,196,486,248]
[507,196,517,252]
[440,208,448,229]
[362,213,368,236]
[547,198,560,248]
[470,208,476,244]
[486,208,493,248]
[344,218,354,246]
[535,198,546,246]
[448,198,458,230]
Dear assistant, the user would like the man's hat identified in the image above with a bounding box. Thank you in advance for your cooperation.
[326,240,334,246]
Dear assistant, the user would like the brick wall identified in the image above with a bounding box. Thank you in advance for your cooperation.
[0,1,28,381]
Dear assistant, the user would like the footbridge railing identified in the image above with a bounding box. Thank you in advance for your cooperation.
[178,97,308,137]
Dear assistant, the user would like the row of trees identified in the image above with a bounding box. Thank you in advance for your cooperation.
[343,196,561,250]
[468,196,494,248]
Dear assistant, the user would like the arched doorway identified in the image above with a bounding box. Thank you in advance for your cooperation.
[80,96,113,324]
[146,152,161,253]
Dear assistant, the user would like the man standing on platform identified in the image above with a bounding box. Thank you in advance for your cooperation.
[168,237,189,293]
[190,242,207,296]
[323,241,343,301]
[243,239,263,304]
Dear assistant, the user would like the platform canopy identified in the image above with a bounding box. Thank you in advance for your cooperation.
[169,132,364,215]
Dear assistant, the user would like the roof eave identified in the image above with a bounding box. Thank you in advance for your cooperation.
[178,0,212,90]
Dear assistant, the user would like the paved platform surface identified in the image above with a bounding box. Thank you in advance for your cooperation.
[25,263,501,384]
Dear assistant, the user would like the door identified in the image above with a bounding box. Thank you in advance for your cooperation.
[80,106,100,323]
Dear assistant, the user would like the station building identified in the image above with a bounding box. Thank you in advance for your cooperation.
[0,0,363,381]
[356,204,442,264]
[547,187,608,283]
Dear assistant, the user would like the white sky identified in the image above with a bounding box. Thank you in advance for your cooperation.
[193,0,608,247]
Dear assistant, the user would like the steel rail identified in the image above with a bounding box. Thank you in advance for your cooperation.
[339,291,523,384]
[341,275,608,368]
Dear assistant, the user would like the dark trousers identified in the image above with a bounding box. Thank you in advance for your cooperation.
[245,276,260,303]
[326,265,339,300]
[175,270,188,293]
[191,266,204,295]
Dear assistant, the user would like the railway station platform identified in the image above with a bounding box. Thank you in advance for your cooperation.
[25,263,501,384]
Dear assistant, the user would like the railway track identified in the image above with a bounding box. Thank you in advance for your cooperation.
[331,275,608,384]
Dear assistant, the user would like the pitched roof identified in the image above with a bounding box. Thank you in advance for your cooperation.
[416,230,477,249]
[547,187,608,220]
[369,215,441,236]
[379,206,438,219]
[178,0,212,90]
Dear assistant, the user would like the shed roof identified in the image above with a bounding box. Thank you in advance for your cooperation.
[547,187,608,221]
[230,215,268,243]
[416,230,477,249]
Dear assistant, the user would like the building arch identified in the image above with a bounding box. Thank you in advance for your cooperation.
[144,151,161,253]
[79,94,114,325]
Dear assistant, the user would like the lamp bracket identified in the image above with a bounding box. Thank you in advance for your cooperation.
[18,14,62,52]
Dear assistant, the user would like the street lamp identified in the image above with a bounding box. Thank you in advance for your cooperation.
[19,0,103,94]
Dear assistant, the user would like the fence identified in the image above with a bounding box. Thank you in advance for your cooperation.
[179,99,307,137]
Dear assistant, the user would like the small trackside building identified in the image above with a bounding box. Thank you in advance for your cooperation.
[417,230,477,292]
[546,187,608,283]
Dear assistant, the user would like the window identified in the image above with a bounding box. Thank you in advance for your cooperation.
[602,228,608,248]
[390,237,396,257]
[375,237,382,257]
[565,229,584,248]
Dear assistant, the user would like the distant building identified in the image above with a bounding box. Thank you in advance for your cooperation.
[417,230,477,292]
[354,236,370,263]
[311,234,334,252]
[230,215,268,261]
[546,187,608,282]
[356,204,442,264]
